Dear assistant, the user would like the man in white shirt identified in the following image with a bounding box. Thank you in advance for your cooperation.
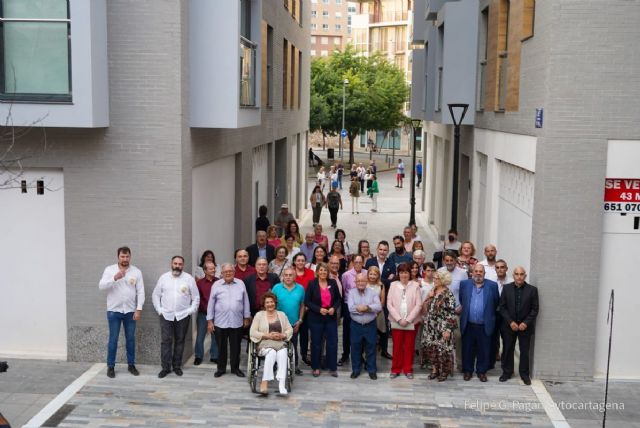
[490,259,513,369]
[152,255,199,378]
[98,246,145,379]
[479,244,498,282]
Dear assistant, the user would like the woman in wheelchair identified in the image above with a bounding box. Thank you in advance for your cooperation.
[249,292,293,396]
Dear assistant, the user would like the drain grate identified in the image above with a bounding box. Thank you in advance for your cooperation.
[424,423,441,428]
[42,404,76,427]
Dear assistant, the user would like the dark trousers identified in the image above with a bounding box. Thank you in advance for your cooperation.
[215,326,243,373]
[462,323,491,375]
[299,317,309,360]
[351,320,377,374]
[360,178,365,192]
[309,317,338,371]
[107,311,136,367]
[312,203,322,224]
[416,173,422,187]
[501,327,533,377]
[160,316,190,371]
[328,207,338,226]
[341,303,352,359]
[489,313,502,368]
[290,331,300,368]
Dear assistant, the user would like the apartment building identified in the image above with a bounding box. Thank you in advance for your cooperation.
[310,0,349,57]
[411,0,640,380]
[0,0,309,364]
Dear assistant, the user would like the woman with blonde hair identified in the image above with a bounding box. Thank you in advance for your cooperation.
[421,270,457,381]
[266,225,282,249]
[366,266,387,354]
[457,240,478,275]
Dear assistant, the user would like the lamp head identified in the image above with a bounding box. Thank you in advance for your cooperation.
[447,103,469,126]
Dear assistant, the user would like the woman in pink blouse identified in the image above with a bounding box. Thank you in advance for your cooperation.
[386,262,423,378]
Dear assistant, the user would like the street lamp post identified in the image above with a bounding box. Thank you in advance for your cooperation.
[409,119,422,226]
[447,103,469,231]
[340,78,349,161]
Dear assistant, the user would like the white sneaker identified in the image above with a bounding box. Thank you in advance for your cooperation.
[278,379,288,395]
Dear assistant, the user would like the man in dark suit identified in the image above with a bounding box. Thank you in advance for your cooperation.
[499,266,539,385]
[243,258,280,317]
[459,264,500,382]
[364,240,396,359]
[246,230,275,266]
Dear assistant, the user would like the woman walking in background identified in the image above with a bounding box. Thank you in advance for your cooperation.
[309,185,325,226]
[349,176,360,214]
[367,175,379,212]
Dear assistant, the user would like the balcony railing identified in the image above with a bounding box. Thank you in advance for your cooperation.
[477,60,486,111]
[240,36,257,107]
[370,10,409,24]
[497,52,508,111]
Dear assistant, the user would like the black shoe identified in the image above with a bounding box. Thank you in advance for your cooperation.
[295,368,303,376]
[302,357,311,366]
[214,371,225,378]
[369,373,377,380]
[210,358,218,364]
[350,372,360,379]
[381,351,392,360]
[338,357,348,366]
[174,367,183,376]
[107,367,115,378]
[521,375,532,385]
[499,373,511,382]
[128,365,139,376]
[194,358,202,366]
[158,369,171,378]
[233,369,245,378]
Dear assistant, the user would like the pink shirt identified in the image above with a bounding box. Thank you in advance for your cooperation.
[386,280,423,324]
[320,286,331,308]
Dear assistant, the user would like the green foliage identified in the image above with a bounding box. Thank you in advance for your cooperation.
[309,46,409,163]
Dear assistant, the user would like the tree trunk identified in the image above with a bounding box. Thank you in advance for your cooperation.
[322,131,326,150]
[348,135,355,165]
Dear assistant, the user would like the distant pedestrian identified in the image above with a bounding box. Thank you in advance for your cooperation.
[98,246,145,378]
[365,168,374,190]
[357,163,367,192]
[329,165,339,191]
[416,160,423,188]
[349,176,360,214]
[274,204,294,237]
[317,166,327,191]
[326,187,343,228]
[396,159,405,188]
[336,162,344,189]
[255,205,270,233]
[153,256,199,378]
[309,185,326,226]
[367,175,379,212]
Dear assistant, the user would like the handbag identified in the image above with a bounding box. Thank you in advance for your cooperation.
[258,339,286,353]
[390,321,415,331]
[401,173,405,178]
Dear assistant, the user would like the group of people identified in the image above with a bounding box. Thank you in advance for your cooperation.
[98,220,539,395]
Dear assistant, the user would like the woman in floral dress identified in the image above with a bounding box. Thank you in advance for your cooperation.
[421,270,458,381]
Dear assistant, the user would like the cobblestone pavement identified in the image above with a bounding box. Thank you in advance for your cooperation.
[56,358,553,427]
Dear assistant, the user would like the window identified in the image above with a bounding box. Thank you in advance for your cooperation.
[334,37,341,45]
[322,23,329,30]
[266,25,274,107]
[310,49,316,56]
[348,6,357,13]
[321,36,329,44]
[335,12,342,18]
[239,0,256,106]
[322,0,329,3]
[283,39,289,109]
[335,24,342,30]
[290,44,295,108]
[336,0,342,3]
[320,50,328,56]
[311,36,316,44]
[298,50,302,108]
[311,10,317,17]
[1,0,71,102]
[322,10,329,18]
[310,23,317,30]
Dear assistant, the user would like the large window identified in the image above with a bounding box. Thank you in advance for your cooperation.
[1,0,71,102]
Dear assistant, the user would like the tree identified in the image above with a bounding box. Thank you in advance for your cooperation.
[309,46,409,165]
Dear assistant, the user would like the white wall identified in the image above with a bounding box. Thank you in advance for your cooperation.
[594,140,640,379]
[252,145,269,232]
[0,0,109,127]
[472,129,536,271]
[0,169,67,358]
[192,156,236,265]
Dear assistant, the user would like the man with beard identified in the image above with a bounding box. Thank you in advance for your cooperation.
[479,244,498,282]
[152,256,199,378]
[389,235,413,268]
[98,246,145,378]
[459,264,499,382]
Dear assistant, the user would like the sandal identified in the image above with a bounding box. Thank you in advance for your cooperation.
[312,370,320,377]
[438,374,448,382]
[428,372,439,380]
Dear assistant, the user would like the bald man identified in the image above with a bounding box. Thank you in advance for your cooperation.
[499,267,539,385]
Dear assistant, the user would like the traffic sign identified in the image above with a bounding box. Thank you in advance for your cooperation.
[340,129,347,138]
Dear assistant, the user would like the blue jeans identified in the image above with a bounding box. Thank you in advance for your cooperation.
[350,320,377,374]
[194,312,218,360]
[309,317,338,371]
[107,311,136,367]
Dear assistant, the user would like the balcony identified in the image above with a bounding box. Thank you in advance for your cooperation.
[369,10,409,25]
[240,36,257,107]
[426,0,446,21]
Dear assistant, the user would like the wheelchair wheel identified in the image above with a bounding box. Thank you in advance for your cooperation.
[247,342,258,393]
[286,341,294,392]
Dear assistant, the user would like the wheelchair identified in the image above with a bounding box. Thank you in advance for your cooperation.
[247,340,295,393]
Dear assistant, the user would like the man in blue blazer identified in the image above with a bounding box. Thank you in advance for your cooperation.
[364,240,396,359]
[459,264,499,382]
